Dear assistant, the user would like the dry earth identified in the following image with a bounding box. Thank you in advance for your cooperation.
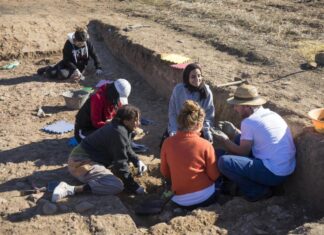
[0,0,324,234]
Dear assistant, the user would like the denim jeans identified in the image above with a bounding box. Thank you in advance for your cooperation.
[218,155,287,200]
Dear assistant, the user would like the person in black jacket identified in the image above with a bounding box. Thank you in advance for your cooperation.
[37,27,102,81]
[51,104,148,202]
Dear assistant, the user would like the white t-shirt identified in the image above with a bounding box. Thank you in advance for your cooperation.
[240,107,296,176]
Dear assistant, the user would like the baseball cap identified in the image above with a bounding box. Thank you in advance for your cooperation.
[114,79,131,105]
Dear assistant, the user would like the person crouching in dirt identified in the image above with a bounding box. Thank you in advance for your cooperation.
[160,63,215,147]
[74,79,131,143]
[51,105,147,202]
[37,27,103,81]
[160,100,221,210]
[211,84,296,202]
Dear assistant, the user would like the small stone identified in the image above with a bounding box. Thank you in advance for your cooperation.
[75,201,94,213]
[0,197,8,204]
[315,52,324,66]
[42,201,58,215]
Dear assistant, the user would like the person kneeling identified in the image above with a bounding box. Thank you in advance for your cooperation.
[212,84,296,202]
[52,105,147,202]
[160,100,221,210]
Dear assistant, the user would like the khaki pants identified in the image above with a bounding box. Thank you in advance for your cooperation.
[68,145,124,195]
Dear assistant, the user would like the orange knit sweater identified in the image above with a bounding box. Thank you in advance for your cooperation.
[160,131,220,195]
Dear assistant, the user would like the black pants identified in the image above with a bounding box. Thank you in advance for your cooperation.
[40,61,85,80]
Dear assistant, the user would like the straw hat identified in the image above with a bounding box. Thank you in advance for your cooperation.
[227,84,266,106]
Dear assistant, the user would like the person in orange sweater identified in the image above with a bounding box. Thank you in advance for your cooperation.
[160,100,221,210]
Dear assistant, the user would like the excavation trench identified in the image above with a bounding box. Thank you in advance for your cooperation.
[1,17,322,232]
[88,19,324,216]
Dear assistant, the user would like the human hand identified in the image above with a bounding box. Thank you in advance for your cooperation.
[210,128,229,142]
[217,121,240,139]
[95,69,103,76]
[71,69,82,81]
[137,160,147,175]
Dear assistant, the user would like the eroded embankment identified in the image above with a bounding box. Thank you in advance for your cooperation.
[90,19,324,214]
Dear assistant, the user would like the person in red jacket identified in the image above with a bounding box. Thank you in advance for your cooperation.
[160,100,221,210]
[74,79,131,143]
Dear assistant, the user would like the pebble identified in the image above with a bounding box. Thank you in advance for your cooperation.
[75,201,94,213]
[0,197,8,204]
[42,201,58,215]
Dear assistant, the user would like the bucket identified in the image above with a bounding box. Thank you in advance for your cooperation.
[308,108,324,133]
[62,90,90,110]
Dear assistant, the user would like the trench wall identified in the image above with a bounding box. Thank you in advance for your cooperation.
[91,20,324,214]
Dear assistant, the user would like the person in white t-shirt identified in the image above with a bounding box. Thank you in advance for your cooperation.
[212,84,296,202]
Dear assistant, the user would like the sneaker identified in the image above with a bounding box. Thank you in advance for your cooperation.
[51,182,75,202]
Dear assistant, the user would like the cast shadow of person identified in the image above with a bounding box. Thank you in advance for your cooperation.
[0,138,71,166]
[2,167,139,223]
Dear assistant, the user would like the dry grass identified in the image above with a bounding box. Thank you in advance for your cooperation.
[297,40,324,62]
[115,0,324,65]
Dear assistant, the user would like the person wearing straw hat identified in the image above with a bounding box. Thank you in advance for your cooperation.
[74,79,131,143]
[211,84,296,202]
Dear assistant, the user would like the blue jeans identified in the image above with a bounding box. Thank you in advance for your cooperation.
[218,155,287,200]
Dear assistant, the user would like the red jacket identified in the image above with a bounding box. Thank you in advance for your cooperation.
[90,85,121,128]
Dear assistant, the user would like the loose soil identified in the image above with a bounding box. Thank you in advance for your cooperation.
[0,0,323,234]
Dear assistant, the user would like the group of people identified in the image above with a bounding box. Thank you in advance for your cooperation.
[42,27,296,210]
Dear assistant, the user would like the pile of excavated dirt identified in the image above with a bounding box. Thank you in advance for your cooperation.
[0,0,323,234]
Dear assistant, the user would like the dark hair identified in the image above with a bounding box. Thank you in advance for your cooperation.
[114,105,140,123]
[106,83,120,107]
[182,63,207,100]
[74,27,88,42]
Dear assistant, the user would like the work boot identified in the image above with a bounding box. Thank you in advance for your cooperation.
[51,182,75,202]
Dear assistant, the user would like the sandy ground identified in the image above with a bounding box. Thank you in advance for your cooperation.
[0,0,324,234]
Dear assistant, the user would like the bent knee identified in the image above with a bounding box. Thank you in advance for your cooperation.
[217,155,231,173]
[89,176,124,195]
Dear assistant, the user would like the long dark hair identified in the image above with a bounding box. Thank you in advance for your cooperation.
[106,83,120,107]
[182,63,207,100]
